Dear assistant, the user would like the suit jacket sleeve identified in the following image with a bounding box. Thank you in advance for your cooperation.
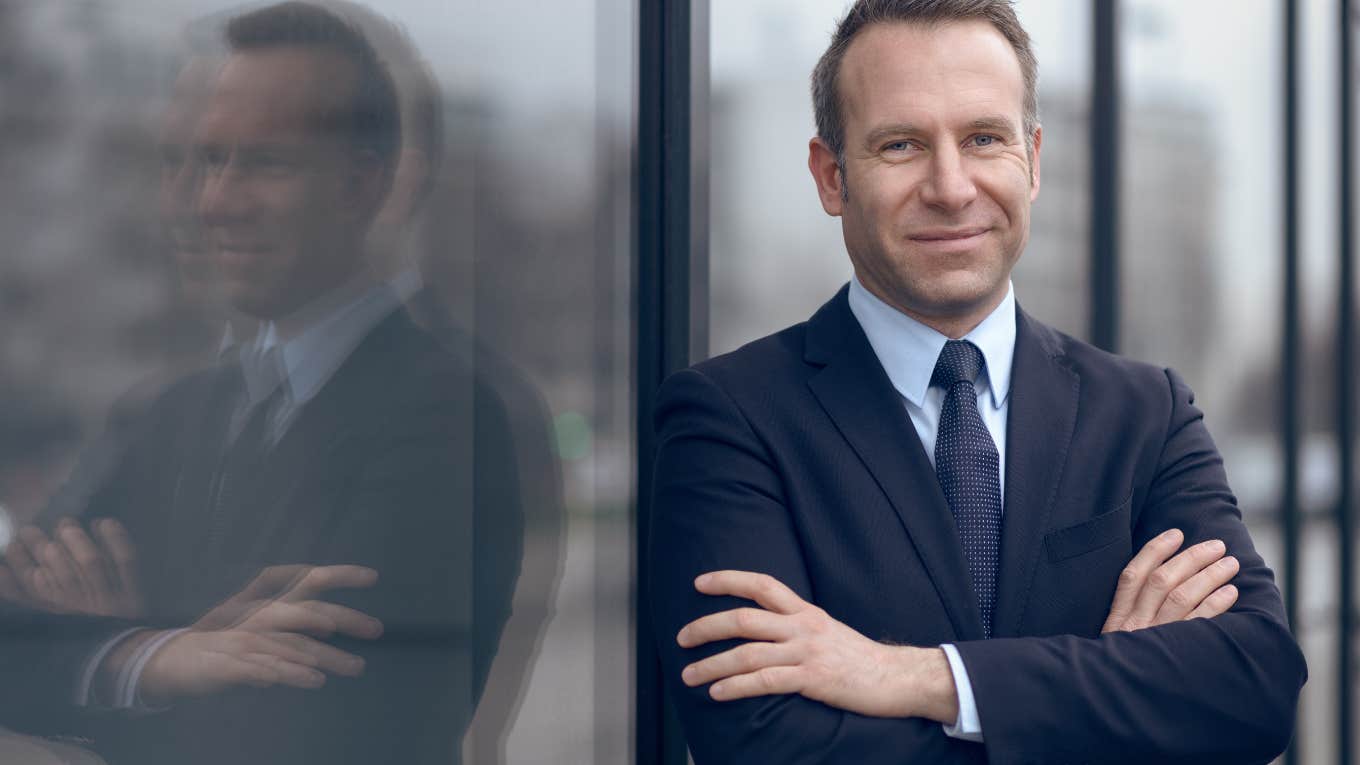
[951,368,1306,764]
[650,368,986,764]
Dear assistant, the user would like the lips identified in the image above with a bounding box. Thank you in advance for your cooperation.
[215,243,273,273]
[909,228,988,242]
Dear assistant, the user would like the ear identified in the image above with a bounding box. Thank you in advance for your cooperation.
[808,137,846,216]
[1028,125,1042,201]
[375,147,430,228]
[342,148,394,223]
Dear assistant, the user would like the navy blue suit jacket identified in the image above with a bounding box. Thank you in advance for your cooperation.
[650,286,1306,764]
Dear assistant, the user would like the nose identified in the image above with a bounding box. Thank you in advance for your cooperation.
[197,158,253,227]
[919,146,978,212]
[164,156,204,217]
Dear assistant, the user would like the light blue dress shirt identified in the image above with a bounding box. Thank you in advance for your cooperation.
[847,275,1017,743]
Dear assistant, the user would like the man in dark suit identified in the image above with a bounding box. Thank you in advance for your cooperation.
[649,1,1306,762]
[0,4,527,763]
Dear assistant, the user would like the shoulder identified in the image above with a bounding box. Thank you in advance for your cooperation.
[693,322,809,387]
[1018,310,1191,432]
[654,320,814,444]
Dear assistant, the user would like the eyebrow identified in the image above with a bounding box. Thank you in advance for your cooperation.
[967,115,1020,136]
[863,115,1021,148]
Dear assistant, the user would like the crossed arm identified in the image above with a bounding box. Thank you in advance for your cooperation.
[0,522,384,704]
[678,529,1241,723]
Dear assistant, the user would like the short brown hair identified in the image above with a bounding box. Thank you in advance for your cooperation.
[226,1,401,169]
[811,0,1039,166]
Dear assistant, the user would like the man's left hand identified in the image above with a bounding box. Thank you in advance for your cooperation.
[677,571,958,722]
[0,518,143,618]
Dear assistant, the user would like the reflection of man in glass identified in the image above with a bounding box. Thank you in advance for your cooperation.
[0,4,525,764]
[650,0,1304,762]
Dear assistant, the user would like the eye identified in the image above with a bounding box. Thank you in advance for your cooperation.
[882,140,916,154]
[197,146,227,172]
[970,134,1000,148]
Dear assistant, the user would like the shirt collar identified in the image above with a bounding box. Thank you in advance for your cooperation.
[847,275,1016,410]
[233,274,401,408]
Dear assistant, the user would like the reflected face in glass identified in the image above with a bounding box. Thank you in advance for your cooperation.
[194,47,371,319]
[159,56,219,302]
[824,20,1041,329]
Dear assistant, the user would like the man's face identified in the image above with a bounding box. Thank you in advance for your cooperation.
[811,20,1041,330]
[194,47,372,319]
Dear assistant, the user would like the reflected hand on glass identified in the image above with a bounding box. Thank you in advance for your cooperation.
[192,564,383,636]
[0,518,144,618]
[134,564,384,705]
[1101,528,1240,633]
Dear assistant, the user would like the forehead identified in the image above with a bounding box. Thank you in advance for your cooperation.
[160,57,221,143]
[838,19,1026,132]
[197,47,355,142]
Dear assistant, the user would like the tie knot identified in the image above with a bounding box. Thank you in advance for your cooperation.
[931,340,985,389]
[240,344,286,405]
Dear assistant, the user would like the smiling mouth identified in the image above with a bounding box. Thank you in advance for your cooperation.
[910,229,988,243]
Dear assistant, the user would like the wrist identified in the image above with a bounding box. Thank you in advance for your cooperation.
[900,646,960,723]
[135,629,188,707]
[93,629,158,704]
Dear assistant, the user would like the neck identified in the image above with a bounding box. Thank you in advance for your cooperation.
[271,266,376,342]
[859,278,1008,340]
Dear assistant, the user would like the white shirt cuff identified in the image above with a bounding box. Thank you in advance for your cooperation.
[939,643,984,742]
[75,627,185,712]
[76,628,143,706]
[119,628,188,711]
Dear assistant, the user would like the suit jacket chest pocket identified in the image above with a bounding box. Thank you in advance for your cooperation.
[1031,496,1133,636]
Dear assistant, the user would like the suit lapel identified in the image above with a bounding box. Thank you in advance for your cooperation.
[992,308,1079,637]
[804,289,985,642]
[235,308,415,560]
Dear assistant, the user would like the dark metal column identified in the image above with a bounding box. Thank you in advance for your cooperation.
[1281,2,1302,762]
[1338,2,1356,762]
[1090,0,1121,352]
[636,0,697,762]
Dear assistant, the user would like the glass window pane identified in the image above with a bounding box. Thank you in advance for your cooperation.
[1119,0,1282,522]
[0,2,634,763]
[1011,0,1091,341]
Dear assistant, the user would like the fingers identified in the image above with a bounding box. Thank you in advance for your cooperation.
[241,599,383,640]
[694,571,807,615]
[0,563,28,605]
[1122,538,1227,630]
[36,535,87,608]
[4,528,39,585]
[1103,528,1182,633]
[219,631,320,669]
[1187,584,1239,620]
[678,607,791,648]
[1154,554,1240,623]
[271,632,366,678]
[92,519,142,613]
[237,564,314,602]
[301,600,383,639]
[237,653,327,689]
[57,520,114,611]
[707,665,803,702]
[279,565,379,603]
[681,640,796,687]
[17,527,68,604]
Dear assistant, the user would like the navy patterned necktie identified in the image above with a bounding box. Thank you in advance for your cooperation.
[931,340,1002,638]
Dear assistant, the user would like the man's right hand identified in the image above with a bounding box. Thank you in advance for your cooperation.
[1101,528,1240,633]
[117,564,383,705]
